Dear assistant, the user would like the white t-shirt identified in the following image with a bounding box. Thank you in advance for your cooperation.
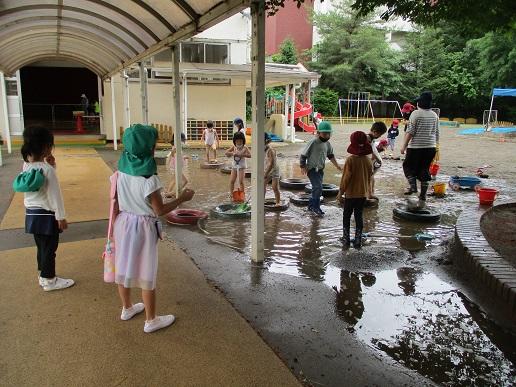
[117,172,163,216]
[23,162,66,220]
[204,128,216,146]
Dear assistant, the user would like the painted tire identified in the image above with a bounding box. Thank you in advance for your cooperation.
[393,206,441,223]
[264,199,289,212]
[220,166,232,174]
[165,209,208,225]
[290,193,324,206]
[200,161,224,169]
[211,204,251,219]
[279,178,310,190]
[304,183,339,197]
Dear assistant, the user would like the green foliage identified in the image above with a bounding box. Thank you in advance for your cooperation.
[271,38,299,64]
[312,88,339,116]
[350,0,516,35]
[309,0,401,99]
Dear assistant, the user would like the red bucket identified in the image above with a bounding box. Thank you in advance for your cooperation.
[429,163,440,176]
[475,187,499,205]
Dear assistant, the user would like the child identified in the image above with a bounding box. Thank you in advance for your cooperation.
[300,121,342,216]
[115,124,194,333]
[201,120,219,162]
[387,119,400,157]
[366,122,387,201]
[165,132,188,198]
[264,133,281,206]
[233,117,245,133]
[225,131,251,200]
[18,126,74,291]
[336,131,373,248]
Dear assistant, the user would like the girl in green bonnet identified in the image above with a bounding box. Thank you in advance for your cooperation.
[114,124,194,333]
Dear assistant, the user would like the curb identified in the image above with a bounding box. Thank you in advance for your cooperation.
[453,202,516,319]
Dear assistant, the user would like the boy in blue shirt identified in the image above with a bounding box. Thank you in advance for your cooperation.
[300,121,342,216]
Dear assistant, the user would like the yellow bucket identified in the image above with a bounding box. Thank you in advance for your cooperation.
[433,182,447,197]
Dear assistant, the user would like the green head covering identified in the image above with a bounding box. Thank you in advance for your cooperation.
[118,124,158,176]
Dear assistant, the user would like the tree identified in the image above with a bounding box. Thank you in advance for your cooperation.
[271,38,299,64]
[312,87,339,116]
[309,0,401,99]
[350,0,516,35]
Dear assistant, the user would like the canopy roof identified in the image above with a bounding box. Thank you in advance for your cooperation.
[493,88,516,97]
[0,0,248,78]
[151,62,320,87]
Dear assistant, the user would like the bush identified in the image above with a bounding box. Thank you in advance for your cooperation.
[313,88,339,117]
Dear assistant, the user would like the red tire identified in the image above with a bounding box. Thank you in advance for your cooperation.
[165,209,208,225]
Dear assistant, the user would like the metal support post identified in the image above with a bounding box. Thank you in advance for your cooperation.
[250,0,266,263]
[172,46,183,198]
[110,77,118,150]
[139,62,149,124]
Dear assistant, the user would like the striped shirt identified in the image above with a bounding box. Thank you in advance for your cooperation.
[407,108,439,148]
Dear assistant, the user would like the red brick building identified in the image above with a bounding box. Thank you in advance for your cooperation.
[265,1,314,57]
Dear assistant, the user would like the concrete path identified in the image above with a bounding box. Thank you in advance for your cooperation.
[0,148,299,387]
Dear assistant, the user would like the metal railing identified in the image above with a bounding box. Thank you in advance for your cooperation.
[23,103,100,132]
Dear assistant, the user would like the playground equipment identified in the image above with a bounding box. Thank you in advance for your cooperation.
[338,92,404,124]
[288,101,316,133]
[485,88,516,131]
[165,209,208,225]
[393,206,441,223]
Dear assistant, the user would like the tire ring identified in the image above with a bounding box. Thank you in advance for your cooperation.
[200,161,224,169]
[211,204,251,219]
[393,206,441,223]
[279,178,310,190]
[264,199,289,211]
[165,209,208,225]
[290,193,324,206]
[220,166,232,174]
[304,183,339,197]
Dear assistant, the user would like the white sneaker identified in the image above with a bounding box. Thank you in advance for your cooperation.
[121,303,145,321]
[417,199,426,209]
[38,276,44,287]
[41,277,75,292]
[144,315,175,333]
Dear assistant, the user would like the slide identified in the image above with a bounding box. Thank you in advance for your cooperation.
[288,102,316,133]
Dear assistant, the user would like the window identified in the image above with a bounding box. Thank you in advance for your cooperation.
[180,42,229,64]
[6,80,18,96]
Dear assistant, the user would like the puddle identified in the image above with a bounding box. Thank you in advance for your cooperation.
[159,153,516,385]
[331,268,516,386]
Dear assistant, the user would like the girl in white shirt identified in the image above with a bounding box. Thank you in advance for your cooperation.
[20,126,74,291]
[201,120,219,163]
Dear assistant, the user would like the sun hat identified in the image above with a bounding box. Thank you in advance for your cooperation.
[415,91,432,109]
[233,117,244,127]
[317,121,333,133]
[118,124,158,176]
[347,131,372,156]
[392,119,399,126]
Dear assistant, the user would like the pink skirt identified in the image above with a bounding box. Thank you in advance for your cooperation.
[114,212,159,290]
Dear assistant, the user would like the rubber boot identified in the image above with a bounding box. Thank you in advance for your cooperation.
[418,181,429,208]
[340,225,351,247]
[404,177,417,195]
[353,228,363,249]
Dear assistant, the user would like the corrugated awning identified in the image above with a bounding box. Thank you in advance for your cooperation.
[0,0,249,78]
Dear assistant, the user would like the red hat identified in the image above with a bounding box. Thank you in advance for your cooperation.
[347,131,372,156]
[392,119,399,126]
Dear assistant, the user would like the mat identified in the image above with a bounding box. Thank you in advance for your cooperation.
[1,148,112,230]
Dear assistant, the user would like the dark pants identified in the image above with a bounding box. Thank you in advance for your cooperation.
[307,168,324,209]
[403,148,436,182]
[343,198,366,233]
[34,233,59,279]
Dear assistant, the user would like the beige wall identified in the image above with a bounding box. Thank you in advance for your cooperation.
[103,76,246,140]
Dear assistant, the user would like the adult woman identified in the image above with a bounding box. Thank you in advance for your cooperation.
[400,92,439,208]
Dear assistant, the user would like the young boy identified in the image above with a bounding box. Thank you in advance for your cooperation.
[300,121,342,216]
[264,133,281,206]
[336,131,373,248]
[366,121,387,201]
[201,120,219,162]
[387,119,400,157]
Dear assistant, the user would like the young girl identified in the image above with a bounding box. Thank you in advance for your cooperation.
[225,131,250,201]
[201,120,219,163]
[233,117,245,133]
[19,126,74,291]
[387,119,400,157]
[165,132,188,198]
[336,131,373,249]
[264,133,281,206]
[114,124,194,333]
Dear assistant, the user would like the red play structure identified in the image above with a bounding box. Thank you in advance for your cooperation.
[288,101,316,133]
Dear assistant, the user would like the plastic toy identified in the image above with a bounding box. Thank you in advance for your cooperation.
[448,176,482,191]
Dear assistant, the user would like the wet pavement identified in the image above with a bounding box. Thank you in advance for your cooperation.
[158,151,516,386]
